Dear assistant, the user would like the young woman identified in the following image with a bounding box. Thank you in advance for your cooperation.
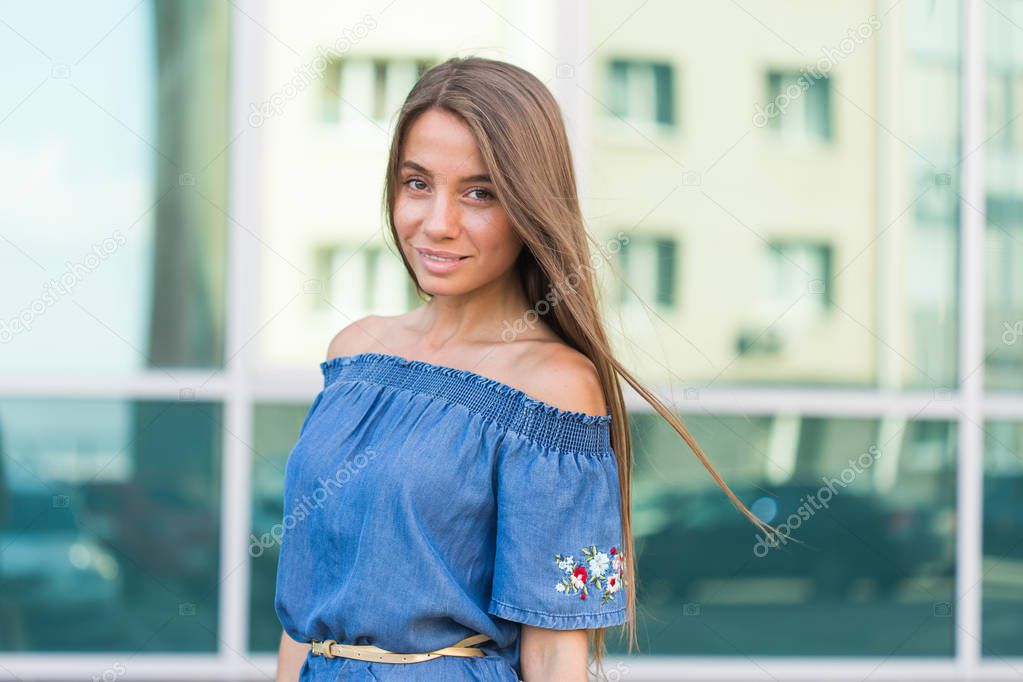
[273,56,781,682]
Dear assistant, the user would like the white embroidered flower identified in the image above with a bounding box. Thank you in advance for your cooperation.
[607,574,621,593]
[612,553,623,573]
[557,555,575,573]
[555,582,566,592]
[587,552,610,578]
[570,573,586,590]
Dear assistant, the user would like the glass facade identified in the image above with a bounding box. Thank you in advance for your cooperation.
[0,0,230,376]
[248,403,308,652]
[983,421,1023,657]
[0,399,222,651]
[614,413,956,657]
[0,0,1018,678]
[985,0,1023,391]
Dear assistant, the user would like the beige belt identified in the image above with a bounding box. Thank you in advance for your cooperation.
[310,633,491,664]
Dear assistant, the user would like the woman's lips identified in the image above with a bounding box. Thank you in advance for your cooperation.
[416,249,470,274]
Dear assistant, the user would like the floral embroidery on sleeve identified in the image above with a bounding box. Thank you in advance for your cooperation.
[554,544,626,605]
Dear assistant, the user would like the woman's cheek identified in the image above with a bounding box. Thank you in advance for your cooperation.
[393,202,419,237]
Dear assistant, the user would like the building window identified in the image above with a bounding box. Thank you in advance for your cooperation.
[315,243,409,317]
[764,240,833,311]
[761,237,830,316]
[987,70,1023,151]
[765,69,832,142]
[321,57,431,125]
[618,235,679,308]
[734,241,833,355]
[608,59,675,127]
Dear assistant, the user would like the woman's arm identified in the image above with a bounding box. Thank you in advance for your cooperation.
[275,629,310,682]
[519,625,589,682]
[512,349,609,681]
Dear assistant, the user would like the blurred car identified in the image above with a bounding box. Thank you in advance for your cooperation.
[634,483,953,601]
[0,487,120,611]
[983,474,1023,559]
[78,481,217,594]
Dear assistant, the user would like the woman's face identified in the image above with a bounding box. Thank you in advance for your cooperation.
[394,107,523,297]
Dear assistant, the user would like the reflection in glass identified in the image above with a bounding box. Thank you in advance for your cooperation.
[985,0,1023,390]
[0,0,229,375]
[248,403,309,651]
[607,413,956,656]
[982,421,1023,656]
[590,0,960,389]
[0,399,222,651]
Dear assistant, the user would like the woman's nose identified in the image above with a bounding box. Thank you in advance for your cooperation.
[422,193,460,239]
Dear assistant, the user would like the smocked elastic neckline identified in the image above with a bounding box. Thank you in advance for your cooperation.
[319,352,613,455]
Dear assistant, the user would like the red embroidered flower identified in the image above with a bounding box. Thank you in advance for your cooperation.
[554,545,627,605]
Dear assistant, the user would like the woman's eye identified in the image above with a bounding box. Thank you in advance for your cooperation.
[403,179,490,201]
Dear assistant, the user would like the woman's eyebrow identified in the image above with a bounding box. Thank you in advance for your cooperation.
[401,160,492,183]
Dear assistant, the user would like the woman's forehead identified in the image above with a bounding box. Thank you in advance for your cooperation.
[402,110,486,177]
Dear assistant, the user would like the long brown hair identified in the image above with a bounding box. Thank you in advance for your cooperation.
[381,55,786,679]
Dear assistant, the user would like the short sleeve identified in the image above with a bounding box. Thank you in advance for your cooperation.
[488,431,628,630]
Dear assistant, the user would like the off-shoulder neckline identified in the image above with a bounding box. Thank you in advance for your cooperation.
[320,351,612,426]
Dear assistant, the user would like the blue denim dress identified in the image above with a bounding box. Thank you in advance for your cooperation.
[274,352,628,681]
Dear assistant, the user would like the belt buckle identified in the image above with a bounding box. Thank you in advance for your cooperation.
[311,639,337,659]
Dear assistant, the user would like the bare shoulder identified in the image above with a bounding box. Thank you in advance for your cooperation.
[515,342,608,417]
[325,315,389,361]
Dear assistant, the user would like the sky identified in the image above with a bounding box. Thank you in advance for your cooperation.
[0,0,156,375]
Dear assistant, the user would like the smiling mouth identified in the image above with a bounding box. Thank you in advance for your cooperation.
[419,254,468,263]
[420,253,468,263]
